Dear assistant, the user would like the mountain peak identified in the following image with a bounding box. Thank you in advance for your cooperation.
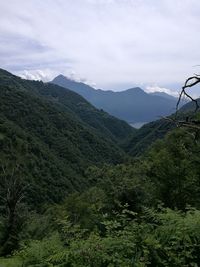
[53,74,74,82]
[124,87,146,95]
[51,74,95,95]
[54,74,66,79]
[52,76,177,123]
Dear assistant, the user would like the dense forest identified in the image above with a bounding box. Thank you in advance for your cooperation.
[0,69,200,266]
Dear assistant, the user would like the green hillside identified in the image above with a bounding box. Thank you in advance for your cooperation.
[179,98,200,113]
[0,69,132,206]
[125,118,175,156]
[1,69,200,265]
[125,99,200,156]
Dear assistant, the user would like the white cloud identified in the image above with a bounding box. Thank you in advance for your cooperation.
[145,85,179,97]
[17,69,54,82]
[0,0,200,93]
[17,68,97,88]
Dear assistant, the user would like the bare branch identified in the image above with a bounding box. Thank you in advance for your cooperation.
[176,75,200,115]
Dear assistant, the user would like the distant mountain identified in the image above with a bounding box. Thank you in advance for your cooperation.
[124,98,200,156]
[179,98,200,113]
[52,75,178,124]
[0,69,134,206]
[149,91,177,100]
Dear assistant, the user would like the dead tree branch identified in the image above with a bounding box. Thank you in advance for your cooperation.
[162,74,200,132]
[176,75,200,114]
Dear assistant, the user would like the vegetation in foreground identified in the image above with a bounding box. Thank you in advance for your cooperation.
[1,127,200,266]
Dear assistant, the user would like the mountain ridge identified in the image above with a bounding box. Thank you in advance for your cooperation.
[0,68,133,205]
[52,74,178,123]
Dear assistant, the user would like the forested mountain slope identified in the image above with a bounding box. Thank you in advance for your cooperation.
[1,69,200,265]
[0,69,132,205]
[125,98,200,156]
[179,97,200,113]
[124,118,175,156]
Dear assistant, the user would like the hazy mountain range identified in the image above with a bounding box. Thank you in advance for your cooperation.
[52,75,179,124]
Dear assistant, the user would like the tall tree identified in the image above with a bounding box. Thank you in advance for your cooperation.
[0,164,27,255]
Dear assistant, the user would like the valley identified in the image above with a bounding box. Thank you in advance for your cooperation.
[1,1,200,265]
[0,69,200,267]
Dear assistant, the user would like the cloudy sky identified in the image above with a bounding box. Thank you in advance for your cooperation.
[0,0,200,96]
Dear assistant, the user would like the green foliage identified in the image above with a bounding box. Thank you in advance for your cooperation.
[0,68,132,257]
[16,207,200,267]
[125,111,198,157]
[146,128,200,209]
[19,233,64,267]
[60,187,108,229]
[125,118,175,156]
[1,68,200,266]
[85,163,154,212]
[0,69,128,207]
[0,257,22,267]
[0,163,29,256]
[42,81,135,143]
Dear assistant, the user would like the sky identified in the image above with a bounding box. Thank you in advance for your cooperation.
[0,0,200,96]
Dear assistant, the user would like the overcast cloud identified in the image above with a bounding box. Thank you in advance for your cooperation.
[0,0,200,95]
